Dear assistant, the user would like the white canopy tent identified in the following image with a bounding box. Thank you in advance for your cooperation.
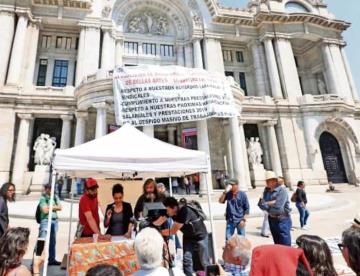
[44,123,217,275]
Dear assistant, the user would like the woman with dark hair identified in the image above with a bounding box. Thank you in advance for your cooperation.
[296,234,337,276]
[0,182,16,237]
[134,178,160,219]
[104,184,133,237]
[0,227,43,276]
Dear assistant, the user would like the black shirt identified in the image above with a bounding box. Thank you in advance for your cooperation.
[295,188,307,204]
[173,206,207,241]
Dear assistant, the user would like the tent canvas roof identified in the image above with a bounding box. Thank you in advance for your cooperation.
[52,123,209,178]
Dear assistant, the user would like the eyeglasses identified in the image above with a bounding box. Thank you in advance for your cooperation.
[338,243,345,252]
[7,189,15,192]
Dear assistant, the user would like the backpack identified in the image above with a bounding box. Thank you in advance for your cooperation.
[290,192,297,203]
[186,200,207,220]
[35,203,42,224]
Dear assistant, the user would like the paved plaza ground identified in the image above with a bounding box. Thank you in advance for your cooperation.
[10,184,360,275]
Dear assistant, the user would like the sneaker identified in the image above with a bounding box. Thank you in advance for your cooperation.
[301,226,308,230]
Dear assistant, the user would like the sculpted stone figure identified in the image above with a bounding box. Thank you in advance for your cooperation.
[254,137,263,165]
[247,137,263,166]
[247,137,257,165]
[33,134,57,165]
[317,77,327,95]
[127,11,168,35]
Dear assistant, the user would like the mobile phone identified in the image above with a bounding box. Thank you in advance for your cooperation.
[35,238,45,256]
[206,264,220,276]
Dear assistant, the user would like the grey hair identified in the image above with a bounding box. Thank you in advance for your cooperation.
[134,227,164,270]
[230,235,251,266]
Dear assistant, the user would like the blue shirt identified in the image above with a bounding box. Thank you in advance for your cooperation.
[225,191,250,224]
[258,185,291,215]
[225,263,249,276]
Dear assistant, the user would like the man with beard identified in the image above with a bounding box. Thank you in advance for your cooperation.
[134,178,160,220]
[79,178,101,237]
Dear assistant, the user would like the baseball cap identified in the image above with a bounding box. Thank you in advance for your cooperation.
[265,171,278,181]
[85,178,99,189]
[225,179,239,186]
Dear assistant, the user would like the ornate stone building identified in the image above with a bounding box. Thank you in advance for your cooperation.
[0,0,359,193]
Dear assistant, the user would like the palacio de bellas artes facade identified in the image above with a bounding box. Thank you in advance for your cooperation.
[0,0,359,195]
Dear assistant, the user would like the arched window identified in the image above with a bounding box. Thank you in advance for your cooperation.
[285,1,310,13]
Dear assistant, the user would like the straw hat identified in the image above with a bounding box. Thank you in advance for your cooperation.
[265,171,278,181]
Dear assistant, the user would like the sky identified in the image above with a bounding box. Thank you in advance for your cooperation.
[219,0,360,93]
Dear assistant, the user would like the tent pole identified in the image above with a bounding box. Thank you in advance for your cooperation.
[66,190,74,276]
[204,172,218,263]
[169,177,173,197]
[43,170,57,276]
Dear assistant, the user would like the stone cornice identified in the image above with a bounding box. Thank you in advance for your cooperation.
[32,0,91,10]
[212,11,350,32]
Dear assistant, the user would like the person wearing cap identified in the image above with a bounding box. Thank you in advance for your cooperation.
[219,179,250,240]
[38,183,62,265]
[79,178,101,237]
[258,171,292,246]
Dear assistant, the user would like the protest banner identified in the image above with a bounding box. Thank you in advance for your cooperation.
[113,65,238,126]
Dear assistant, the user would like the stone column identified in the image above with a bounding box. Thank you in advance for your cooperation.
[341,47,359,101]
[101,28,115,70]
[229,117,248,191]
[12,113,33,192]
[329,43,353,100]
[75,27,85,86]
[7,13,29,85]
[60,115,73,149]
[143,126,154,138]
[258,124,271,170]
[274,37,302,99]
[93,102,108,138]
[322,43,341,96]
[184,43,193,68]
[76,24,100,85]
[238,119,251,188]
[197,120,212,194]
[250,40,267,96]
[222,120,234,178]
[263,121,283,177]
[115,39,123,67]
[263,38,283,99]
[24,21,40,87]
[167,126,177,145]
[193,39,203,69]
[0,10,15,86]
[74,111,88,145]
[177,45,185,66]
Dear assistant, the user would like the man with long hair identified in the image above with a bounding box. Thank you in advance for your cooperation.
[0,182,16,237]
[134,178,160,220]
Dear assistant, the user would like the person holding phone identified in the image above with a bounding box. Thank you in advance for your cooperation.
[219,179,250,240]
[104,184,133,237]
[38,183,62,266]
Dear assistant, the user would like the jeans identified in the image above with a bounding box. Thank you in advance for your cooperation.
[268,216,292,246]
[183,236,209,276]
[185,185,191,195]
[39,219,58,263]
[296,202,310,228]
[226,221,245,240]
[261,212,270,236]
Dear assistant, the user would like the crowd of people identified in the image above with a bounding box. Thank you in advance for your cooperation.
[0,173,359,276]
